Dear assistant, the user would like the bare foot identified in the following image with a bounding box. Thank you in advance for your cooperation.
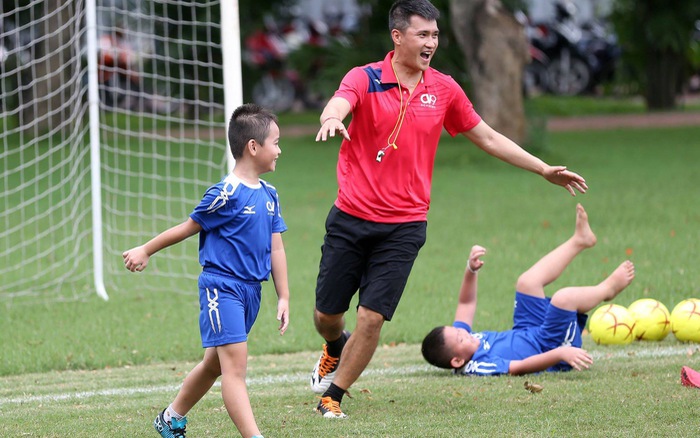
[602,260,635,300]
[573,203,597,248]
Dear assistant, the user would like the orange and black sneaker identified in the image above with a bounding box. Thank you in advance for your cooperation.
[315,396,348,419]
[310,344,340,393]
[310,331,350,393]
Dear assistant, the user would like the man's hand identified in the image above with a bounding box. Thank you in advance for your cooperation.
[543,166,588,196]
[315,117,351,142]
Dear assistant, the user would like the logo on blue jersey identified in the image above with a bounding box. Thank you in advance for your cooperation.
[464,360,498,375]
[266,201,275,216]
[472,332,490,351]
[208,180,237,213]
[243,205,256,215]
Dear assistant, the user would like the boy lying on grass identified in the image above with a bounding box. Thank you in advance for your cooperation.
[422,204,635,376]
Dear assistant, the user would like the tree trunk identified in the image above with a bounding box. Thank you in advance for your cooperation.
[449,0,529,144]
[21,0,77,136]
[644,48,683,110]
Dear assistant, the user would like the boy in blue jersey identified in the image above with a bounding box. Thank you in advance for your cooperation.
[422,204,635,376]
[123,103,289,438]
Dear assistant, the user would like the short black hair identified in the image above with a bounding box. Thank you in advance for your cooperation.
[421,326,453,369]
[388,0,440,32]
[227,103,278,159]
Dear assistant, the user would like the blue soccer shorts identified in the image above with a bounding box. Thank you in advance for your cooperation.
[197,270,262,348]
[512,291,588,351]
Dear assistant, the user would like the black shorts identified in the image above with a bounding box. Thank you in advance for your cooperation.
[315,205,427,321]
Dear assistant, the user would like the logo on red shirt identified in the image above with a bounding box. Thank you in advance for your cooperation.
[419,93,437,108]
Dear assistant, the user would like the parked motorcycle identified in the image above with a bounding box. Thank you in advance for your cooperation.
[525,1,620,96]
[244,11,339,112]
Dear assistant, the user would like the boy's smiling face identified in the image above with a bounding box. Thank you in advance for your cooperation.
[255,121,281,173]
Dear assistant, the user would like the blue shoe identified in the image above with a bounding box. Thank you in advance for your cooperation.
[154,410,187,438]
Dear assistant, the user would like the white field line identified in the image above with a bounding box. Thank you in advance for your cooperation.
[0,345,695,407]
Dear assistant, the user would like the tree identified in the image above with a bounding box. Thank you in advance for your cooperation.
[611,0,700,110]
[449,0,529,144]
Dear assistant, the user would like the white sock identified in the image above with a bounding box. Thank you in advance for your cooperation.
[164,404,185,423]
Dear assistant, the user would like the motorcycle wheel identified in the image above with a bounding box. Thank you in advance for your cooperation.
[252,74,296,112]
[543,55,591,96]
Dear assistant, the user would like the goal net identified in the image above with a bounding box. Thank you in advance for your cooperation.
[1,0,237,305]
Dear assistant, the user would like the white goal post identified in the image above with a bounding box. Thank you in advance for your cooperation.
[0,0,241,304]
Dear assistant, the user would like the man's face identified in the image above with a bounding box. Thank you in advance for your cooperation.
[395,15,439,71]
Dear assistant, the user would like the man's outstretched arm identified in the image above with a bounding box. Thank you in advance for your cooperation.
[462,120,588,196]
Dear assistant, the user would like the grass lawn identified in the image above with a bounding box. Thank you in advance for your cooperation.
[1,119,700,436]
[2,124,700,373]
[1,341,698,436]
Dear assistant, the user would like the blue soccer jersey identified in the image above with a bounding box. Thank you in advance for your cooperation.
[453,321,541,376]
[190,173,287,282]
[454,292,586,376]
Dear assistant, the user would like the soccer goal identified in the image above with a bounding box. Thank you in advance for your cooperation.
[0,0,241,304]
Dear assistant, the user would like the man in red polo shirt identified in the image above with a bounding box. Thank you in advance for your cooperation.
[311,0,588,418]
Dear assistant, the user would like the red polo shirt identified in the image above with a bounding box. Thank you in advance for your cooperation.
[333,51,482,223]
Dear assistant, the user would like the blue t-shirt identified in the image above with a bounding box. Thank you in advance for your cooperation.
[453,321,542,376]
[190,173,287,282]
[453,292,585,376]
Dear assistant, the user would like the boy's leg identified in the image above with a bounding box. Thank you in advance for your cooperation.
[218,342,261,437]
[516,203,597,297]
[170,347,221,415]
[155,348,221,437]
[550,260,636,313]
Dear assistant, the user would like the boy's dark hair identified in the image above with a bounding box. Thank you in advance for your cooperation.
[421,326,454,369]
[227,103,278,159]
[389,0,440,32]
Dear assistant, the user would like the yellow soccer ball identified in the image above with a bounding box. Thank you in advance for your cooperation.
[671,298,700,343]
[588,303,635,345]
[628,298,671,341]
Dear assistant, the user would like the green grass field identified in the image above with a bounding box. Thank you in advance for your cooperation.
[2,120,700,436]
[1,342,699,436]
